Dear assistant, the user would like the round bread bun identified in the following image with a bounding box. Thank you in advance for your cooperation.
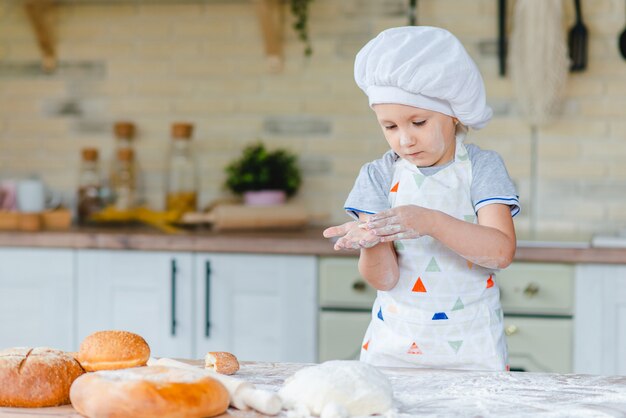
[77,330,150,372]
[205,351,240,375]
[0,347,84,407]
[70,365,229,418]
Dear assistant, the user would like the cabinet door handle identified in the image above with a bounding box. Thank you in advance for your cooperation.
[352,279,367,292]
[170,259,177,336]
[523,283,540,297]
[505,324,518,336]
[205,260,212,338]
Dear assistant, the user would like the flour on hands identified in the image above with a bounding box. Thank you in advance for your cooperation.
[323,221,380,250]
[364,205,432,241]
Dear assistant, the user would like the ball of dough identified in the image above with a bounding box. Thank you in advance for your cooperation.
[279,360,393,417]
[321,402,349,418]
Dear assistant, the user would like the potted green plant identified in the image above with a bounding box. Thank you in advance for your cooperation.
[224,142,301,206]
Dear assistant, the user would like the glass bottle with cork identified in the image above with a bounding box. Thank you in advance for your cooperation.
[111,148,136,212]
[77,148,104,225]
[166,122,197,214]
[113,121,135,151]
[110,121,135,197]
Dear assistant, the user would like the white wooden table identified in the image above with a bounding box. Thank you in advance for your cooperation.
[1,361,625,417]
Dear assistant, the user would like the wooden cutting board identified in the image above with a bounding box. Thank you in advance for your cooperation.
[181,204,309,230]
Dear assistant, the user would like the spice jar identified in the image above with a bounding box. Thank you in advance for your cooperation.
[111,148,136,211]
[77,148,103,225]
[113,121,135,150]
[165,122,197,214]
[110,122,135,190]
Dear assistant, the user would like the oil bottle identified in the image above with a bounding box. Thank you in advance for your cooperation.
[165,122,197,214]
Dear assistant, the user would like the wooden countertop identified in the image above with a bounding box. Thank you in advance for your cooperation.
[0,226,339,256]
[1,226,626,263]
[1,360,625,417]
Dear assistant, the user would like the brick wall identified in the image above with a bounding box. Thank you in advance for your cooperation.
[1,0,625,235]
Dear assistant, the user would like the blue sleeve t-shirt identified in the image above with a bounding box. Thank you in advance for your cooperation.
[344,143,520,219]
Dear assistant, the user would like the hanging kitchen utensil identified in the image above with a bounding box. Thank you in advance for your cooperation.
[619,0,626,59]
[498,0,507,76]
[408,0,417,26]
[568,0,588,71]
[510,0,569,126]
[509,0,569,236]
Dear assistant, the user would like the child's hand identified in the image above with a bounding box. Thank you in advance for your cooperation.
[323,221,381,250]
[364,205,433,241]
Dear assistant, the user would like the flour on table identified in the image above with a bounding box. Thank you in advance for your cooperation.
[279,360,393,417]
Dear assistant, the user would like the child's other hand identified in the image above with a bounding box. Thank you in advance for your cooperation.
[323,221,381,250]
[364,205,432,241]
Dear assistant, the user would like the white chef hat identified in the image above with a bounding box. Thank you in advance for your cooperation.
[354,26,492,130]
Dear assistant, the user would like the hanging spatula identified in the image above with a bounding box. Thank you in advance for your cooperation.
[619,0,626,59]
[408,0,417,25]
[498,0,507,76]
[568,0,588,71]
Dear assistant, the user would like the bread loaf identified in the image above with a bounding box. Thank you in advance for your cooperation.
[70,365,230,418]
[0,347,84,407]
[76,330,150,371]
[205,351,240,375]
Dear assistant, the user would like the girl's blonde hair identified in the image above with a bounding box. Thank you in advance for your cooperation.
[455,122,469,142]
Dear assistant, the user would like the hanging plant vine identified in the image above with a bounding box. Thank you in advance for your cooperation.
[290,0,313,56]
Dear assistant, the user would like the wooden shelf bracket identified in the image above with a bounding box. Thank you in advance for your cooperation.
[24,0,57,73]
[255,0,284,72]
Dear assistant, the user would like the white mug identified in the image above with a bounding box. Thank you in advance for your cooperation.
[16,179,61,213]
[17,179,46,213]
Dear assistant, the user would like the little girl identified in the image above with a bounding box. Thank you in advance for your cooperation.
[324,26,519,371]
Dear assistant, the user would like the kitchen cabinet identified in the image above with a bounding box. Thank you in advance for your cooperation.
[319,311,370,362]
[4,238,622,374]
[503,316,572,373]
[319,257,378,309]
[575,264,626,376]
[497,262,574,373]
[194,253,317,363]
[317,257,576,373]
[498,262,574,316]
[76,249,317,361]
[0,248,74,351]
[77,249,194,359]
[318,257,375,362]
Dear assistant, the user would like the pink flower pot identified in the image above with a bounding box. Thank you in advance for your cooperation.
[243,190,286,206]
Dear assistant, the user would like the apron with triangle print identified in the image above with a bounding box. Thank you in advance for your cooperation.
[360,139,507,371]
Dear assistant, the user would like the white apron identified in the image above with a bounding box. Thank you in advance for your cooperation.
[360,140,507,371]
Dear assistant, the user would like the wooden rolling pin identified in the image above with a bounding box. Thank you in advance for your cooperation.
[147,357,282,416]
[181,204,308,230]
